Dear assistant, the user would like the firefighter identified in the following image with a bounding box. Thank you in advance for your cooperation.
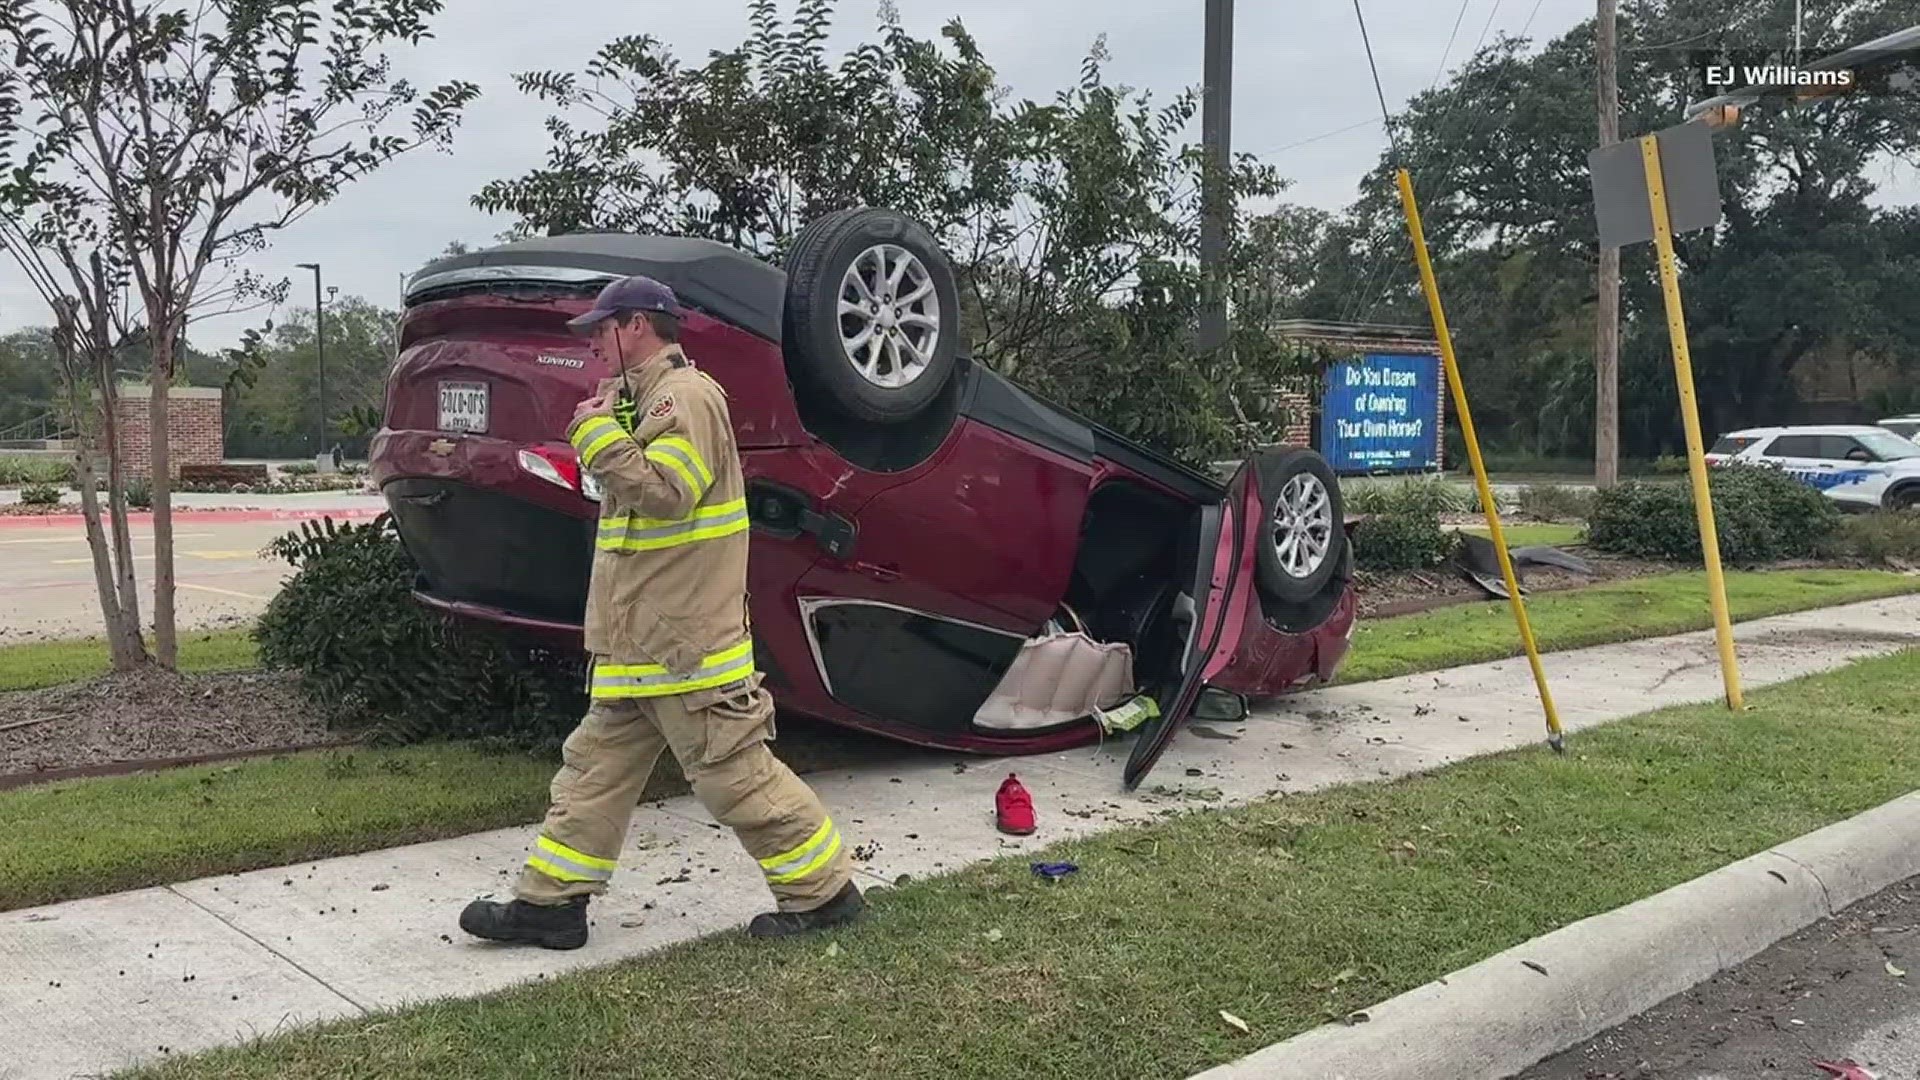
[459,274,864,949]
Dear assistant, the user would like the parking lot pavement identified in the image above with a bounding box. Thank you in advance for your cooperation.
[0,520,301,641]
[0,488,383,511]
[1515,875,1920,1080]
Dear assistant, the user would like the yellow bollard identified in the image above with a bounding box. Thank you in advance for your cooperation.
[1637,135,1743,712]
[1394,168,1565,751]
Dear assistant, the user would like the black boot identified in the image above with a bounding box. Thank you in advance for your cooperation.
[459,895,590,950]
[747,881,866,939]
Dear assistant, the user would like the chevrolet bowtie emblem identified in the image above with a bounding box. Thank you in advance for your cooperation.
[428,439,455,456]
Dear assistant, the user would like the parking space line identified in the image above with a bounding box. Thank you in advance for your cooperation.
[0,532,214,546]
[178,582,269,601]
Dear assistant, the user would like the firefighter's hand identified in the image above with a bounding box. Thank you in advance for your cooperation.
[573,392,613,423]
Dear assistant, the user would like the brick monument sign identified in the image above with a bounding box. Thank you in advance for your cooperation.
[95,382,224,479]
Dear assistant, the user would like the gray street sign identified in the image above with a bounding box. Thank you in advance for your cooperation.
[1589,119,1723,250]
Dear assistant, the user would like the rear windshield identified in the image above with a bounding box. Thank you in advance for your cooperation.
[1709,435,1759,455]
[1882,421,1920,440]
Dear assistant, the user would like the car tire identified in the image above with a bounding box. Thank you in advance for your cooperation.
[782,207,961,424]
[1253,448,1346,603]
[1887,485,1920,513]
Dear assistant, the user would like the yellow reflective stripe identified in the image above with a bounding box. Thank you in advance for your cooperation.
[598,499,745,533]
[537,834,616,871]
[760,817,843,885]
[645,448,702,498]
[652,436,713,489]
[643,436,712,500]
[589,640,756,699]
[525,835,617,883]
[568,413,622,455]
[594,498,749,552]
[760,818,833,871]
[578,428,628,469]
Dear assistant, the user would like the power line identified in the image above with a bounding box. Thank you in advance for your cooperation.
[1347,0,1552,326]
[1253,115,1382,158]
[1339,0,1508,324]
[1430,0,1475,94]
[1352,0,1402,161]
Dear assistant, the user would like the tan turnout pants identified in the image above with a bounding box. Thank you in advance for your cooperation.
[515,668,854,912]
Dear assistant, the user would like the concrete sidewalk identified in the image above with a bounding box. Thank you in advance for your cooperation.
[4,596,1918,1079]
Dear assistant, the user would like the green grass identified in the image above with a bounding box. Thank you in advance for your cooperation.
[1452,521,1584,547]
[1339,568,1920,685]
[3,569,1910,914]
[0,628,256,691]
[0,745,558,911]
[120,649,1920,1080]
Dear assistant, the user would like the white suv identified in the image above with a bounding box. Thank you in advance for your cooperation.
[1877,415,1920,442]
[1705,425,1920,512]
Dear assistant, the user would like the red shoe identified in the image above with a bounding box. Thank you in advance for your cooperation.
[996,773,1036,835]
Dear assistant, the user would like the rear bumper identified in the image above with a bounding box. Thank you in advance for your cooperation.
[371,430,596,630]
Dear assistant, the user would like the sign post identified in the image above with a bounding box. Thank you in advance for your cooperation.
[1394,167,1564,751]
[1588,120,1743,711]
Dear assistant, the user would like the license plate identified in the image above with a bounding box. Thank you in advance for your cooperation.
[438,381,488,433]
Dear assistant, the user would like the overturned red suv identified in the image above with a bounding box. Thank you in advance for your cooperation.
[370,208,1357,789]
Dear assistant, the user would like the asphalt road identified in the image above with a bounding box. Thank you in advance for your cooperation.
[1516,875,1920,1080]
[0,520,298,642]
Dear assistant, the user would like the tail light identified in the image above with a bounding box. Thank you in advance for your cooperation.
[517,446,601,502]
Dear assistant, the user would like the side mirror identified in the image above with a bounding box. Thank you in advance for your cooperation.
[1847,449,1874,463]
[1194,686,1249,723]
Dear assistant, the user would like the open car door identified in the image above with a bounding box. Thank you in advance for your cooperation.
[1122,460,1260,790]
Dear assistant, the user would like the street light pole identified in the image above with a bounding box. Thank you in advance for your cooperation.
[297,262,324,457]
[1198,0,1234,352]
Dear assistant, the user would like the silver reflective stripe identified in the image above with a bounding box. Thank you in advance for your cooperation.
[647,442,707,490]
[531,847,613,882]
[763,828,839,881]
[601,504,748,544]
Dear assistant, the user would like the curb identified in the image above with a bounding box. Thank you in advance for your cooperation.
[0,507,383,530]
[1189,789,1920,1080]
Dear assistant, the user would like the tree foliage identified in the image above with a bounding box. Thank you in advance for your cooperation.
[0,0,477,665]
[1278,0,1920,461]
[473,0,1319,462]
[223,294,398,456]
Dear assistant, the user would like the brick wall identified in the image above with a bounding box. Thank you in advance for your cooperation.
[95,383,224,479]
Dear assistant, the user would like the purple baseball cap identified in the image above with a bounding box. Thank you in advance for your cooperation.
[567,274,680,333]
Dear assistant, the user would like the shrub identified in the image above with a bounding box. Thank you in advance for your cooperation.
[1586,463,1841,565]
[19,482,62,505]
[1653,454,1689,475]
[1820,510,1920,565]
[0,455,74,486]
[124,475,153,509]
[282,461,318,476]
[180,463,270,487]
[1351,511,1458,571]
[254,515,587,749]
[1515,483,1596,522]
[1344,474,1469,518]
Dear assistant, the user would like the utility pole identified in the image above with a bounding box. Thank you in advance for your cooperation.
[297,262,325,458]
[1594,0,1621,488]
[1199,0,1234,352]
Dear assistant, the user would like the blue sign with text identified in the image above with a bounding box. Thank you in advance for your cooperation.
[1321,352,1442,474]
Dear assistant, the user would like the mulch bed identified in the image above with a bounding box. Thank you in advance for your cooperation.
[0,667,334,779]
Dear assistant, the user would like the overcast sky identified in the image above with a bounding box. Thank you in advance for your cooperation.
[0,0,1913,349]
